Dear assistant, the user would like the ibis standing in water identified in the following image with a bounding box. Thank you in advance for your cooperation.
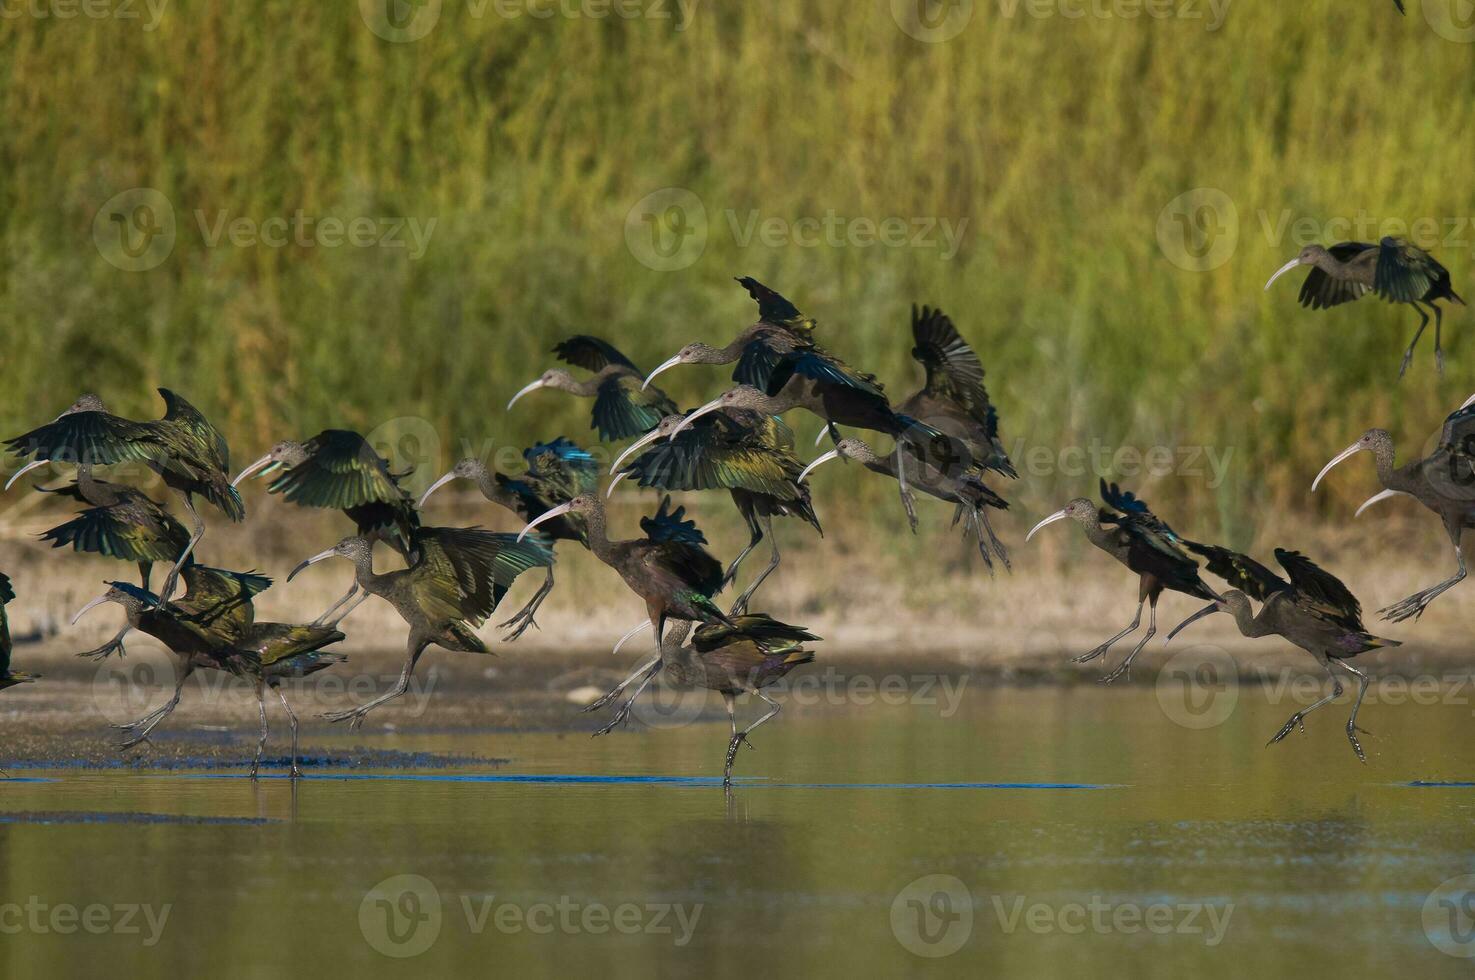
[288,526,554,728]
[232,429,421,624]
[1026,480,1219,682]
[507,336,679,441]
[608,410,820,613]
[1265,237,1464,376]
[419,438,598,639]
[5,390,244,605]
[1311,394,1475,622]
[0,574,38,694]
[1170,543,1398,762]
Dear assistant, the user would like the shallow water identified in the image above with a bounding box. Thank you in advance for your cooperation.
[6,682,1475,977]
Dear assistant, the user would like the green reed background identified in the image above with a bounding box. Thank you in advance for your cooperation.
[1,0,1471,541]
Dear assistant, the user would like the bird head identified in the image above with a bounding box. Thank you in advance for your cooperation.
[506,369,574,410]
[231,439,309,486]
[1166,590,1247,644]
[1025,498,1096,542]
[608,417,685,476]
[71,581,149,625]
[1264,245,1330,291]
[797,437,875,483]
[518,493,597,541]
[643,343,726,390]
[288,536,371,581]
[1311,429,1391,492]
[671,386,767,439]
[419,457,489,508]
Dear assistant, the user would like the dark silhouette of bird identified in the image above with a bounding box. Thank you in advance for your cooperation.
[586,614,818,785]
[288,526,554,728]
[5,390,244,606]
[1312,393,1475,622]
[508,336,679,441]
[1265,237,1464,376]
[419,437,598,638]
[608,410,820,614]
[1026,480,1219,682]
[0,574,38,694]
[1169,543,1399,762]
[798,436,1008,571]
[519,493,731,647]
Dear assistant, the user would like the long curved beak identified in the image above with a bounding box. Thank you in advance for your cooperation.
[288,548,337,583]
[813,427,833,448]
[1264,256,1304,292]
[230,452,277,488]
[605,471,632,499]
[70,594,112,626]
[1355,488,1410,518]
[797,449,841,484]
[1311,441,1364,492]
[4,459,49,492]
[643,354,683,391]
[610,428,662,474]
[1460,392,1475,413]
[506,379,545,411]
[1166,602,1222,644]
[417,471,458,509]
[519,502,572,542]
[671,398,723,438]
[612,619,652,656]
[1025,509,1069,542]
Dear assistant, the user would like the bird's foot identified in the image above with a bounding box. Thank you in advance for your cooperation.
[1072,644,1111,665]
[1267,714,1305,747]
[582,684,628,714]
[1398,350,1414,379]
[1346,724,1368,763]
[320,707,371,731]
[1098,662,1131,685]
[114,729,154,751]
[498,608,540,642]
[75,637,127,662]
[249,762,260,780]
[1379,590,1439,623]
[290,765,304,779]
[591,703,634,737]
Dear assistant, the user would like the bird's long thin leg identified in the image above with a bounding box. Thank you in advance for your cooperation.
[725,692,781,787]
[1434,303,1446,375]
[321,641,428,730]
[251,678,268,780]
[114,664,193,749]
[894,446,918,533]
[721,508,763,593]
[584,654,662,715]
[730,517,779,616]
[499,567,555,641]
[721,693,739,786]
[1380,544,1465,623]
[155,494,203,607]
[325,590,371,629]
[1073,600,1143,664]
[275,685,302,778]
[963,509,996,576]
[1099,597,1157,685]
[1268,662,1343,748]
[313,582,359,627]
[590,659,664,737]
[1336,660,1372,763]
[1399,303,1431,378]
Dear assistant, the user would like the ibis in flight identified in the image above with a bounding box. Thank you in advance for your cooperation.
[508,336,679,441]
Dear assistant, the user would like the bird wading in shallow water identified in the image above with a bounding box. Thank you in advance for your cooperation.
[1170,543,1398,762]
[0,573,39,775]
[1264,237,1464,376]
[1026,480,1220,682]
[508,336,679,441]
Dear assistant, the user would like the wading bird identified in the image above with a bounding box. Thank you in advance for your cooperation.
[1170,543,1398,762]
[1026,480,1219,682]
[609,412,820,613]
[232,429,421,623]
[508,336,679,441]
[519,494,730,645]
[586,615,818,785]
[5,460,189,659]
[288,527,554,728]
[1311,394,1475,622]
[1264,237,1464,376]
[0,573,38,694]
[5,390,243,605]
[419,438,598,638]
[74,570,346,776]
[798,437,1008,570]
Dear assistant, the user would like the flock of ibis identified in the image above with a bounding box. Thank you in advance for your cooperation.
[0,241,1467,781]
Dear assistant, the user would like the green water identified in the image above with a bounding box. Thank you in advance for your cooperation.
[5,683,1475,977]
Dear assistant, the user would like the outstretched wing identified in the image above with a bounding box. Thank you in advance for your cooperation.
[524,438,599,496]
[911,305,986,400]
[639,497,724,597]
[1275,548,1364,631]
[267,430,410,510]
[176,563,272,643]
[640,496,707,545]
[1182,541,1289,601]
[735,277,815,336]
[553,335,639,373]
[765,345,887,401]
[1374,237,1442,304]
[1298,242,1375,310]
[621,415,803,498]
[692,614,819,653]
[5,407,159,467]
[158,388,231,473]
[592,375,677,441]
[410,526,555,626]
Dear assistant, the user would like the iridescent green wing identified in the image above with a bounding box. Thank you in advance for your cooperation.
[640,498,724,598]
[621,414,802,497]
[248,623,346,670]
[267,429,408,509]
[1374,237,1441,303]
[592,374,678,441]
[693,614,818,653]
[764,345,887,401]
[524,438,599,496]
[5,407,159,467]
[176,564,272,644]
[410,527,555,626]
[158,388,231,473]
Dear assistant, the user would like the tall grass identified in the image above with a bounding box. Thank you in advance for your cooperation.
[1,0,1471,543]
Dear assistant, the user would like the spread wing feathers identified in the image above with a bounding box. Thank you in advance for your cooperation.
[592,375,677,441]
[1099,480,1182,541]
[733,336,787,390]
[176,564,272,643]
[639,498,724,596]
[1374,237,1440,303]
[5,408,158,466]
[1298,242,1375,310]
[158,388,231,473]
[622,417,805,498]
[693,614,820,653]
[524,438,599,495]
[911,305,986,397]
[1274,549,1365,630]
[641,496,707,545]
[766,346,887,401]
[735,277,815,335]
[266,430,409,509]
[553,335,639,373]
[1182,541,1289,601]
[39,496,190,563]
[410,527,556,626]
[247,623,347,672]
[1099,481,1213,596]
[1432,400,1475,488]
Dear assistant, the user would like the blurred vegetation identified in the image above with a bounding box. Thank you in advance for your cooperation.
[0,0,1471,549]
